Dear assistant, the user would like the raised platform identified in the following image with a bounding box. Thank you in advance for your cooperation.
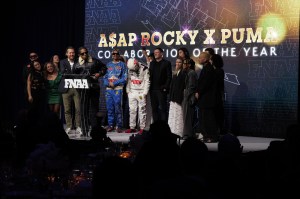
[67,130,284,153]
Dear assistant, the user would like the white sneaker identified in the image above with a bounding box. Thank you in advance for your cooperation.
[65,128,71,134]
[76,127,83,136]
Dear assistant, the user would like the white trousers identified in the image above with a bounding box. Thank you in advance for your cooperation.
[128,91,147,129]
[168,101,184,137]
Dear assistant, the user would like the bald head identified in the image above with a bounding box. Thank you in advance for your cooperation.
[198,52,210,64]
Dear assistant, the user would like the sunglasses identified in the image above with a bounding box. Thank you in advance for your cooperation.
[80,52,88,56]
[30,55,37,59]
[112,53,119,55]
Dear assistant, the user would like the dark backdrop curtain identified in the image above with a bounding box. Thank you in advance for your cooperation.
[1,0,85,125]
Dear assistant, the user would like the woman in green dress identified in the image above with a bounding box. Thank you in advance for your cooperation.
[44,62,62,115]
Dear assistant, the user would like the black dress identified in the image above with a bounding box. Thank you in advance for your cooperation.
[28,70,47,118]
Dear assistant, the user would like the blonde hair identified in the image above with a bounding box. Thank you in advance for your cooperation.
[199,51,210,60]
[44,61,57,78]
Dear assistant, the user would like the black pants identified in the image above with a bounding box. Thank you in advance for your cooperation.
[150,90,168,122]
[215,103,225,134]
[199,108,218,140]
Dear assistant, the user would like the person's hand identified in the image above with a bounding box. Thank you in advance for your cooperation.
[195,92,199,99]
[92,73,100,79]
[28,96,33,103]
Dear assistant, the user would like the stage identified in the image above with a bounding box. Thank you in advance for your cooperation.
[67,130,284,153]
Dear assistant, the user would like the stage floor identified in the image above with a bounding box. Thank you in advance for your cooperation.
[67,130,284,153]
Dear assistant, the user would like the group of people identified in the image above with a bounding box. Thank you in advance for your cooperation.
[24,47,107,137]
[23,46,225,142]
[167,47,225,142]
[24,53,62,119]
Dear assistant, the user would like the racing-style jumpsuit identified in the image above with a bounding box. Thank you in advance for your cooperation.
[126,62,150,130]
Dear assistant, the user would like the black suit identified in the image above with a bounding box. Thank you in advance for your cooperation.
[169,70,185,104]
[60,58,77,74]
[149,59,172,122]
[215,67,225,134]
[59,58,77,93]
[197,62,218,140]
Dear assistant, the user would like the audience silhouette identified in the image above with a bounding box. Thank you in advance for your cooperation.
[2,111,299,199]
[265,123,300,198]
[92,156,136,199]
[133,120,181,198]
[150,137,210,199]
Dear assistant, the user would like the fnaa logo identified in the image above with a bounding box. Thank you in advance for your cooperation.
[64,79,89,89]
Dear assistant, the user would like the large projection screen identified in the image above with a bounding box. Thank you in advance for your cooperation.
[84,0,299,138]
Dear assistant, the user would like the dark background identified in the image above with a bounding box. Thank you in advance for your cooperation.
[83,0,300,138]
[1,0,299,138]
[1,0,85,125]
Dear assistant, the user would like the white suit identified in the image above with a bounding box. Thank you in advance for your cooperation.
[126,58,150,129]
